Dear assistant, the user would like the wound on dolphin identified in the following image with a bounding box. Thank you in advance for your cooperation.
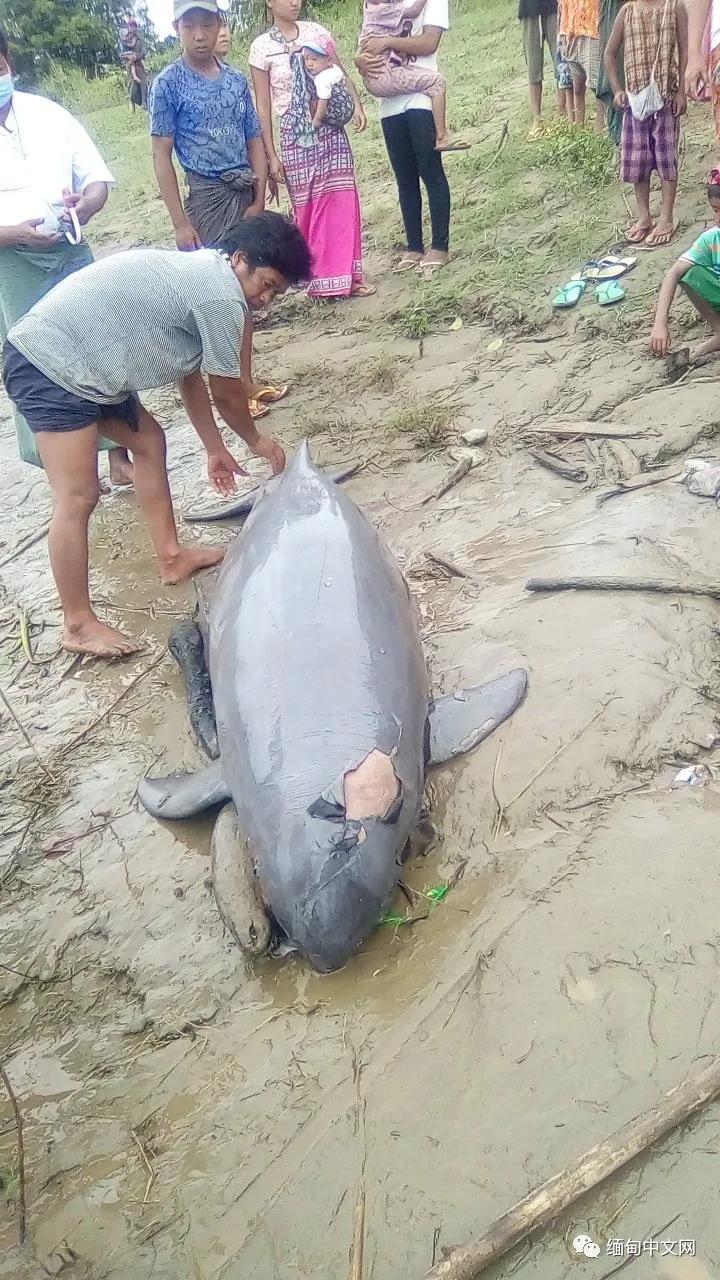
[308,749,403,846]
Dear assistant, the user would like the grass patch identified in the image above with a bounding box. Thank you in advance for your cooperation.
[388,394,461,448]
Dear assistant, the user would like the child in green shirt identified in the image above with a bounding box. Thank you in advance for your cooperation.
[651,170,720,359]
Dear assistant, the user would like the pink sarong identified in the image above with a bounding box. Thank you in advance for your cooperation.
[281,117,363,298]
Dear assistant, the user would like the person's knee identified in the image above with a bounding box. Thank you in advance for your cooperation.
[56,481,101,520]
[132,415,166,464]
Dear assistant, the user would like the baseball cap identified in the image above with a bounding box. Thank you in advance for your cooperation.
[301,34,336,57]
[173,0,220,20]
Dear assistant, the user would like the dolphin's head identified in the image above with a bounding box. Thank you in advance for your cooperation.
[267,748,410,973]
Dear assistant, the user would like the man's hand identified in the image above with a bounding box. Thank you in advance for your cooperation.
[175,217,203,251]
[361,35,390,56]
[268,155,285,187]
[11,218,61,249]
[62,191,94,226]
[673,88,688,116]
[207,446,247,495]
[686,52,709,99]
[650,322,671,357]
[613,89,628,110]
[252,433,286,475]
[353,102,367,133]
[243,200,264,219]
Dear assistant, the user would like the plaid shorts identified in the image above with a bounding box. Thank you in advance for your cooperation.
[619,104,679,184]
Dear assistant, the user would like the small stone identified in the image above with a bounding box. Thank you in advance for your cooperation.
[459,428,488,447]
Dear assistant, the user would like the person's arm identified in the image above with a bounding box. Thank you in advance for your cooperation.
[178,371,247,494]
[0,220,61,249]
[244,83,268,215]
[361,23,444,58]
[686,0,712,96]
[62,179,108,226]
[313,96,329,127]
[208,374,286,474]
[650,257,691,355]
[250,65,284,194]
[674,2,689,114]
[604,7,628,106]
[151,135,202,250]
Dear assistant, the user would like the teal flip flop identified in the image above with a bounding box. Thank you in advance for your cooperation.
[596,279,626,306]
[553,278,587,309]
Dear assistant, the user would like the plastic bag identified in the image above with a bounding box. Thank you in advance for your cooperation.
[627,78,664,121]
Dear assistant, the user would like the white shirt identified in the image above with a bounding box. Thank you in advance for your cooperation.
[712,0,720,53]
[314,65,345,100]
[0,91,114,235]
[378,0,450,119]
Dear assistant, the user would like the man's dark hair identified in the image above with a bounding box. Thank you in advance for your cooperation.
[217,213,313,286]
[0,28,9,61]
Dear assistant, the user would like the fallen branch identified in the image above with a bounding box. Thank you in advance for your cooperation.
[0,1061,26,1244]
[526,576,720,602]
[349,1047,367,1280]
[596,467,683,506]
[131,1128,157,1205]
[526,423,654,441]
[425,1053,720,1280]
[529,450,587,484]
[421,457,473,505]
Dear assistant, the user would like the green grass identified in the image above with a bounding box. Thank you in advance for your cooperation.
[61,0,717,333]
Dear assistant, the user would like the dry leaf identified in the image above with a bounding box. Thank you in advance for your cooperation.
[449,316,463,331]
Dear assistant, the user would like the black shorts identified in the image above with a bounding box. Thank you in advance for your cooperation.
[2,341,140,436]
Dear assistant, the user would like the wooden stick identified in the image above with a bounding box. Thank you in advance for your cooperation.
[421,457,473,505]
[596,467,682,506]
[529,450,587,483]
[0,687,55,781]
[0,1061,26,1243]
[526,576,720,601]
[425,552,476,583]
[525,423,653,440]
[425,1053,720,1280]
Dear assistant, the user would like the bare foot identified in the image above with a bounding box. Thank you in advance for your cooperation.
[644,220,675,248]
[159,544,225,585]
[690,334,720,360]
[625,220,654,244]
[350,283,377,297]
[109,448,134,487]
[63,616,143,658]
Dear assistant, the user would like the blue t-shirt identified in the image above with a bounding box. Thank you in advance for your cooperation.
[149,59,262,178]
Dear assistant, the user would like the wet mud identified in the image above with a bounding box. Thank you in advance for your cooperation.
[3,313,720,1278]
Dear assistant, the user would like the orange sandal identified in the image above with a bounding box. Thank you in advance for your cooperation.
[254,383,289,405]
[249,398,271,420]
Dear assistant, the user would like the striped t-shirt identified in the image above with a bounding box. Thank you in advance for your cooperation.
[8,247,248,405]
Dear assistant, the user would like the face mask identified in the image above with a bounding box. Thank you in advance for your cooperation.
[0,73,13,109]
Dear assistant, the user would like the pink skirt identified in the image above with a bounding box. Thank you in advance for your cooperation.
[281,118,363,298]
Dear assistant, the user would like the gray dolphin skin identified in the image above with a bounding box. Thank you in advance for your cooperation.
[139,443,528,972]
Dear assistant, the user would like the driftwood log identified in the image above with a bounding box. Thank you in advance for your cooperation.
[421,456,473,505]
[525,576,720,602]
[525,422,653,441]
[596,466,683,506]
[425,1053,720,1280]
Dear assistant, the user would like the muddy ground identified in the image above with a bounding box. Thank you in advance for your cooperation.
[3,273,720,1280]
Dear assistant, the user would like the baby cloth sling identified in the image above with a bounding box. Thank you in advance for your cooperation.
[627,0,672,121]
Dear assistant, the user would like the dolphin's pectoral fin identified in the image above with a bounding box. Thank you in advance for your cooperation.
[137,760,230,819]
[168,618,219,760]
[212,804,272,957]
[426,669,529,767]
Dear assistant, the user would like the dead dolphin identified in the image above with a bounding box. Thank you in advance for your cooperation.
[183,461,361,524]
[139,443,528,972]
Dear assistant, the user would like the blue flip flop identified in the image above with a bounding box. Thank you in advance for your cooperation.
[596,279,626,306]
[553,278,587,309]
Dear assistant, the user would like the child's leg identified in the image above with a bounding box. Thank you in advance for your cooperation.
[36,424,141,657]
[618,111,655,240]
[571,66,586,125]
[680,281,720,358]
[644,108,679,247]
[430,86,449,146]
[595,97,606,134]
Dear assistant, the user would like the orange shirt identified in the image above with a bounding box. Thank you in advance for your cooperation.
[558,0,600,40]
